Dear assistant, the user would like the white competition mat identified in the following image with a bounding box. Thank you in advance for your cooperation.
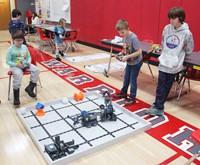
[65,53,110,62]
[17,92,151,165]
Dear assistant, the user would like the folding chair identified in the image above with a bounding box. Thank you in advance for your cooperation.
[185,130,200,165]
[176,67,200,100]
[63,28,81,53]
[7,57,42,100]
[26,10,32,24]
[36,27,55,52]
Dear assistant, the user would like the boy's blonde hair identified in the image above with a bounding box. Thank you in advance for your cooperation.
[58,18,66,28]
[115,19,129,31]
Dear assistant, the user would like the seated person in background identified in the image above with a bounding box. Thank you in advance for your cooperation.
[25,12,41,33]
[32,12,41,25]
[54,18,67,61]
[9,9,27,45]
[6,30,40,105]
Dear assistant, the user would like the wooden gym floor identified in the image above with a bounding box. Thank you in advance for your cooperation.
[0,30,200,165]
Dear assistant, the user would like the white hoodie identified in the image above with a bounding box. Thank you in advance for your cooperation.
[158,22,194,74]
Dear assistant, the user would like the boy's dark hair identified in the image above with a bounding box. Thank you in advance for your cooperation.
[33,12,38,19]
[168,6,185,24]
[115,19,129,31]
[12,30,24,39]
[12,9,22,18]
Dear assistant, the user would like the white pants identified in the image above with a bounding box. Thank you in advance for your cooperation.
[55,42,64,55]
[10,64,40,90]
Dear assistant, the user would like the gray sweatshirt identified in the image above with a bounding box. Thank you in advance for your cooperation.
[158,22,194,74]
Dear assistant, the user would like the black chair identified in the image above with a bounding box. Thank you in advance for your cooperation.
[176,67,200,100]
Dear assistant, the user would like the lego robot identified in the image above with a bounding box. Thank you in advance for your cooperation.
[44,136,79,161]
[68,110,98,128]
[115,42,132,62]
[99,91,117,122]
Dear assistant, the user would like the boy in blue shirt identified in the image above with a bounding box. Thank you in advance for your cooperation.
[9,9,27,45]
[113,19,143,106]
[6,30,40,105]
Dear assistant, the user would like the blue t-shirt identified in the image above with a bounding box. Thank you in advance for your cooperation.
[8,20,25,34]
[54,26,66,43]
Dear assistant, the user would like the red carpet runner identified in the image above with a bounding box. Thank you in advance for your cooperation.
[28,45,200,164]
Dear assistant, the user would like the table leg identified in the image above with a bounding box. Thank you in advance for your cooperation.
[49,32,55,54]
[28,25,30,42]
[51,41,56,54]
[103,46,113,77]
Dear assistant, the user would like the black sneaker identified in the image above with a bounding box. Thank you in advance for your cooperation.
[113,92,127,99]
[56,55,61,61]
[59,51,64,57]
[124,97,136,106]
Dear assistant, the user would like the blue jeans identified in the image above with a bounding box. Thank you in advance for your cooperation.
[154,71,176,110]
[121,60,142,99]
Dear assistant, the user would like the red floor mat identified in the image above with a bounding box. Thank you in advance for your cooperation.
[28,45,200,164]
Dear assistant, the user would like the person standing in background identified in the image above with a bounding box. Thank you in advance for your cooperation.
[25,12,41,33]
[8,9,27,45]
[54,18,67,61]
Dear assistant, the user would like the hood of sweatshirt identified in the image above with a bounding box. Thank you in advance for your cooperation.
[158,22,194,74]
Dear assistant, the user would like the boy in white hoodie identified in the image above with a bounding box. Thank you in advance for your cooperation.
[146,6,194,116]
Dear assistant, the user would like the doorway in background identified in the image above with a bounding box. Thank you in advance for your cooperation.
[0,0,11,30]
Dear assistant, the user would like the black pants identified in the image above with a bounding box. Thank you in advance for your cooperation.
[154,70,176,110]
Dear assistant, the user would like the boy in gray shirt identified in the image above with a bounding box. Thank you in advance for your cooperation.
[113,19,143,106]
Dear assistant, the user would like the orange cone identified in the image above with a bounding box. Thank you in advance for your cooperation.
[79,92,84,100]
[35,102,45,116]
[74,93,79,101]
[36,108,45,116]
[74,92,84,101]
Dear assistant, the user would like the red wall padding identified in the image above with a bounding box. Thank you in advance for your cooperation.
[71,0,200,51]
[158,0,182,43]
[182,0,200,51]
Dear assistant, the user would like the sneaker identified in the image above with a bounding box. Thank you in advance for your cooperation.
[56,55,61,61]
[113,92,127,99]
[150,104,155,109]
[124,97,136,106]
[59,51,64,57]
[145,107,164,116]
